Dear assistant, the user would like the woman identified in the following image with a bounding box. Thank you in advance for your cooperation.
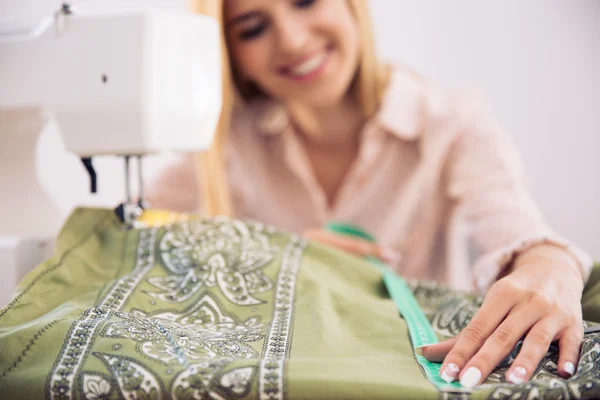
[146,0,593,390]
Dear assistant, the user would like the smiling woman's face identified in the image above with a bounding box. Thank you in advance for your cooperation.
[224,0,361,107]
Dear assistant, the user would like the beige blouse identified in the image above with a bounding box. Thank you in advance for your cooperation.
[146,66,592,293]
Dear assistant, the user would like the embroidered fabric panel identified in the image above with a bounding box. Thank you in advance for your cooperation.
[43,216,307,400]
[0,208,599,400]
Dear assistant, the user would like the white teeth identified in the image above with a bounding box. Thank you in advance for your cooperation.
[289,52,326,77]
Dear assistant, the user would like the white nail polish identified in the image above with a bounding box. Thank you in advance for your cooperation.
[564,362,575,376]
[460,367,482,389]
[440,363,460,383]
[508,366,527,384]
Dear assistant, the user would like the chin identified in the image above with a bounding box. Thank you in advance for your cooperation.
[288,79,353,107]
[305,92,346,108]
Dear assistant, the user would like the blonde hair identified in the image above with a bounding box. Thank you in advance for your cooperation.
[191,0,389,216]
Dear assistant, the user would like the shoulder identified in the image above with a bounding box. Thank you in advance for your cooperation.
[380,65,500,150]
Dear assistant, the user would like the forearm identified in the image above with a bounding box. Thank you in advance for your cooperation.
[507,243,584,283]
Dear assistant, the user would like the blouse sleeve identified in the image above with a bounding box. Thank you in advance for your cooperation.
[444,90,593,293]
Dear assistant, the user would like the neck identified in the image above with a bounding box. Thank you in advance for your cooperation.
[287,95,365,148]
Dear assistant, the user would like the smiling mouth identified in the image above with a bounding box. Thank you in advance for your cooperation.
[278,45,332,81]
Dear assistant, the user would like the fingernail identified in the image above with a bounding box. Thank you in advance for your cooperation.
[460,367,482,389]
[508,366,527,384]
[440,363,460,383]
[564,362,575,376]
[381,247,402,264]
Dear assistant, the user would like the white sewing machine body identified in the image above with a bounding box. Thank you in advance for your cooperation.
[0,6,222,305]
[0,7,221,155]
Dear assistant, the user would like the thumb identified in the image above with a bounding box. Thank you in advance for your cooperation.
[421,336,458,363]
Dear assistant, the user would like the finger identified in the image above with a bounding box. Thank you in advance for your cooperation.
[505,318,562,385]
[557,325,583,378]
[421,337,457,363]
[305,229,381,258]
[438,281,519,384]
[457,302,546,388]
[305,229,403,264]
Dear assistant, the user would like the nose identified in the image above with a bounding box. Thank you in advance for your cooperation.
[273,16,310,58]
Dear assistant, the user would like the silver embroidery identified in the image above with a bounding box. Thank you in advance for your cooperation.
[94,353,163,400]
[48,228,157,399]
[148,219,277,305]
[104,294,266,364]
[259,236,307,400]
[171,358,256,400]
[82,373,112,400]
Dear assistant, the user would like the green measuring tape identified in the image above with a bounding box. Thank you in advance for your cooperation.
[325,222,465,391]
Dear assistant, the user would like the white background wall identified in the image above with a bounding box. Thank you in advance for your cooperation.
[2,0,599,260]
[370,0,600,259]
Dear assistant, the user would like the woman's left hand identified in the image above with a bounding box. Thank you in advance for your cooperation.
[422,244,585,388]
[303,228,402,265]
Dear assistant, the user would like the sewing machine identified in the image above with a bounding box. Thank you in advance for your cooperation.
[0,4,222,305]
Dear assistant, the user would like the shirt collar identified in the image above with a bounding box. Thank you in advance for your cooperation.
[376,67,424,140]
[249,66,424,140]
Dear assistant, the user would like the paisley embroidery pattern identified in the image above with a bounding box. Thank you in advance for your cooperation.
[48,227,158,400]
[147,219,278,305]
[28,212,600,400]
[81,373,113,400]
[94,353,163,400]
[104,294,266,365]
[170,358,256,400]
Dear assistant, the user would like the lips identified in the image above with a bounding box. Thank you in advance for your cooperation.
[278,46,331,81]
[287,51,327,77]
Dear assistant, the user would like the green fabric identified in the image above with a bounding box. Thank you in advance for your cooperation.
[0,208,599,400]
